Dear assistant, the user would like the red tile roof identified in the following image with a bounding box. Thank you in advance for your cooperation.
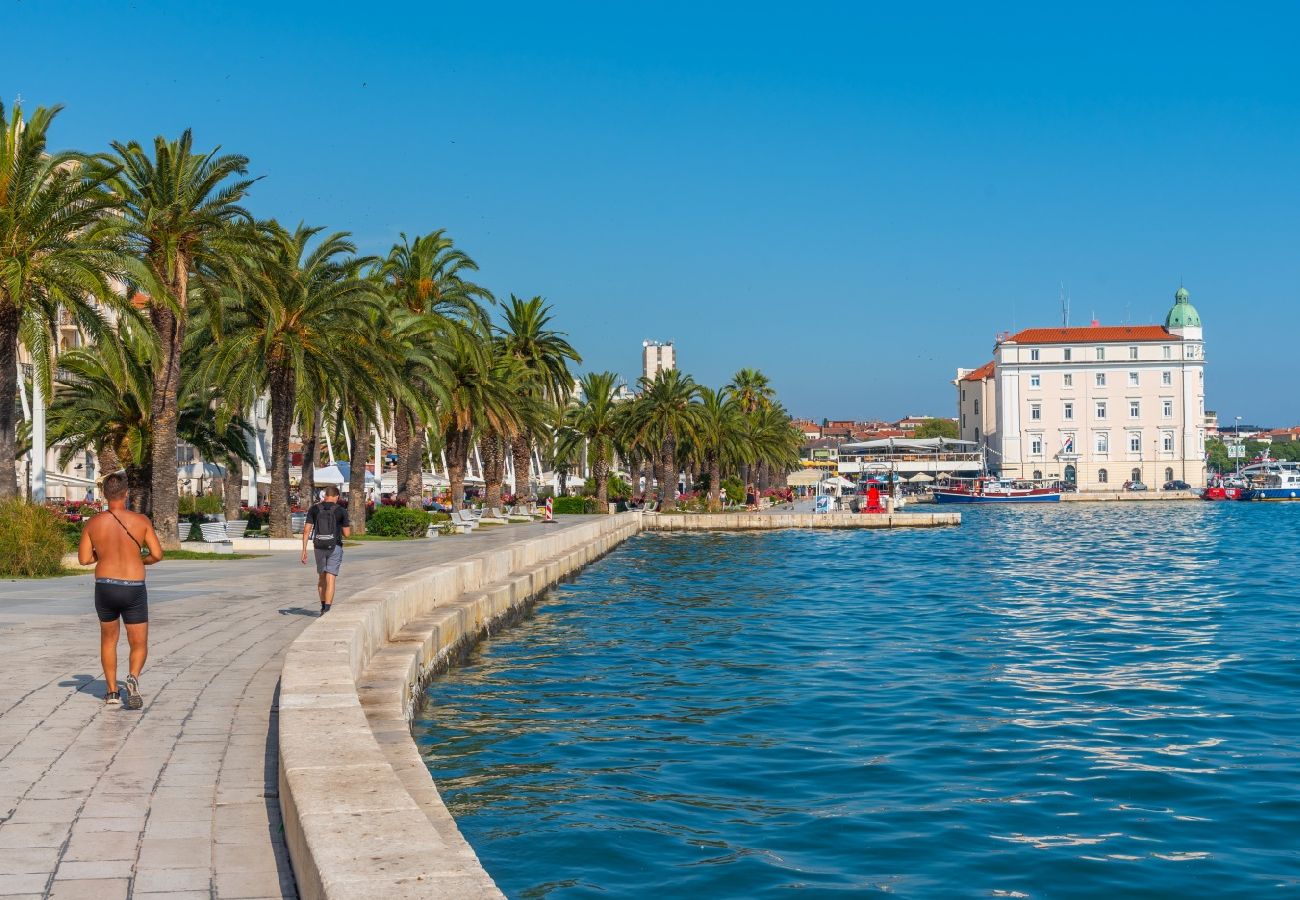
[961,361,995,381]
[1004,325,1175,345]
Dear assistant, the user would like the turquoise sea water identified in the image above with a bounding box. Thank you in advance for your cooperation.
[415,505,1300,898]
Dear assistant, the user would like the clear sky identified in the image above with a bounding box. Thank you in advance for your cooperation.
[6,2,1298,424]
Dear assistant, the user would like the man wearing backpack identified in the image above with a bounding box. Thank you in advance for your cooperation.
[301,484,352,615]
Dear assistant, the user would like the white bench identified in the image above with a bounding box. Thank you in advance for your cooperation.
[448,511,478,533]
[198,521,233,545]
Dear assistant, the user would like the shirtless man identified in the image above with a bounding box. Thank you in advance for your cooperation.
[77,472,163,709]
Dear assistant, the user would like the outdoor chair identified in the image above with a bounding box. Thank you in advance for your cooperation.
[449,511,479,531]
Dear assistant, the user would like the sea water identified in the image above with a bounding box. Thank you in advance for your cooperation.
[414,504,1300,898]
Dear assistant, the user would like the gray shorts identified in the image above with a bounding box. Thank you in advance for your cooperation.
[313,544,343,576]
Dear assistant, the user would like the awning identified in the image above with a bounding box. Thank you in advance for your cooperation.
[787,470,823,487]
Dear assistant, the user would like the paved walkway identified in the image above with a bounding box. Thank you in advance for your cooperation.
[0,522,583,899]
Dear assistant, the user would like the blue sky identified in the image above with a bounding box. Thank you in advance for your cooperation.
[6,2,1298,423]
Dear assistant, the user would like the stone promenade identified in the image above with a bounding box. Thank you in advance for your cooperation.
[0,523,578,900]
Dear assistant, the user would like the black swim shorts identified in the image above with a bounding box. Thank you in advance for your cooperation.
[94,579,149,625]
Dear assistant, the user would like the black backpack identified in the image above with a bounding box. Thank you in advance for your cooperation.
[312,502,341,550]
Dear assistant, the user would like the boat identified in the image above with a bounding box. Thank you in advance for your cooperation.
[1240,461,1300,501]
[1201,473,1249,501]
[933,476,1062,504]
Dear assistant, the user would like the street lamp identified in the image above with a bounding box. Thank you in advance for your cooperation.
[1235,415,1243,475]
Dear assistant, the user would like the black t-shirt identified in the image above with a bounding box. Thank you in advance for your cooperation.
[306,501,350,530]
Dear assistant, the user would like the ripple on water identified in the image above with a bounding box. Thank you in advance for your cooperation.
[415,504,1300,898]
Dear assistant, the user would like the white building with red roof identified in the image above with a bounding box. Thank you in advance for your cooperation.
[954,288,1207,491]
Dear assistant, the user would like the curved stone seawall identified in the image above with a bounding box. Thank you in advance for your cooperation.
[278,513,642,899]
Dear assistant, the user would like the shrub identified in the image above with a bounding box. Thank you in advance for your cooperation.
[553,496,600,515]
[368,506,432,537]
[0,499,66,578]
[721,477,746,505]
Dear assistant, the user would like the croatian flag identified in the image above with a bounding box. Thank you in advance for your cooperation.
[1063,436,1074,453]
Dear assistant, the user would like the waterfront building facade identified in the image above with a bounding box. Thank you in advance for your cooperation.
[955,288,1207,491]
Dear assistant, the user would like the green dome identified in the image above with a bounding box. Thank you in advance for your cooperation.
[1165,286,1201,328]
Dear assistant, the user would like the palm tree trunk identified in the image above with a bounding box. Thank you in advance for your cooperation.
[148,295,186,549]
[126,464,151,516]
[483,431,505,510]
[660,436,678,512]
[268,364,296,538]
[222,454,242,521]
[511,433,532,506]
[0,306,19,499]
[347,413,369,536]
[594,456,609,512]
[299,406,321,506]
[394,408,412,505]
[403,423,425,509]
[708,458,722,512]
[446,427,470,507]
[96,443,120,479]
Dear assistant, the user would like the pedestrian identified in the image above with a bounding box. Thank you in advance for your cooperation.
[301,484,351,615]
[77,472,163,709]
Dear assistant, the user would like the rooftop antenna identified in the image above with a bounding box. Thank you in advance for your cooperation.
[1060,282,1070,327]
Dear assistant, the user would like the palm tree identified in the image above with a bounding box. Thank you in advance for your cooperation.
[726,368,775,415]
[622,369,699,512]
[48,319,255,515]
[379,230,492,507]
[560,371,623,510]
[0,102,126,497]
[743,403,803,492]
[688,387,748,512]
[498,295,581,505]
[198,223,381,537]
[432,328,519,507]
[100,130,258,545]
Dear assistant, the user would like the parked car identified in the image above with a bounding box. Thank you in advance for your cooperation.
[1163,480,1191,491]
[1123,480,1148,492]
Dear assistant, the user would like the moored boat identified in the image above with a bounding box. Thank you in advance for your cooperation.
[933,476,1062,504]
[1241,462,1300,501]
[1201,474,1249,500]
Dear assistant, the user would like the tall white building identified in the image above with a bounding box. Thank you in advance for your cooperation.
[955,287,1207,490]
[641,340,676,381]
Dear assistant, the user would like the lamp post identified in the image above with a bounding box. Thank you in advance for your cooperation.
[1235,415,1243,475]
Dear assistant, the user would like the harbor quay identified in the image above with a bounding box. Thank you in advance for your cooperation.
[0,510,954,899]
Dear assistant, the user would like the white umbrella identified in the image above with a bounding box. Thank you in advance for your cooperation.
[910,472,934,482]
[177,461,225,479]
[333,461,377,485]
[823,475,854,488]
[312,464,346,485]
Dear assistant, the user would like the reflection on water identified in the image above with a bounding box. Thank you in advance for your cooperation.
[416,504,1300,898]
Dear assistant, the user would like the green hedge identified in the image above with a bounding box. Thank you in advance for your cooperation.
[552,496,600,515]
[0,500,66,578]
[368,506,432,537]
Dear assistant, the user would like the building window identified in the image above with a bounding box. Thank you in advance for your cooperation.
[1096,372,1106,387]
[1098,468,1109,483]
[1030,437,1043,455]
[1165,466,1174,483]
[1031,403,1042,421]
[974,399,980,414]
[1128,371,1139,386]
[1162,370,1172,386]
[975,426,980,440]
[1063,402,1074,420]
[1163,432,1174,451]
[1162,400,1173,418]
[1064,348,1073,361]
[1129,400,1140,418]
[1131,467,1142,483]
[1030,373,1040,388]
[1063,373,1073,387]
[1030,349,1040,361]
[1096,347,1105,361]
[1033,469,1043,480]
[961,413,966,428]
[1163,345,1172,360]
[1096,401,1107,419]
[1096,433,1109,453]
[961,387,966,401]
[1129,346,1139,360]
[1129,433,1142,452]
